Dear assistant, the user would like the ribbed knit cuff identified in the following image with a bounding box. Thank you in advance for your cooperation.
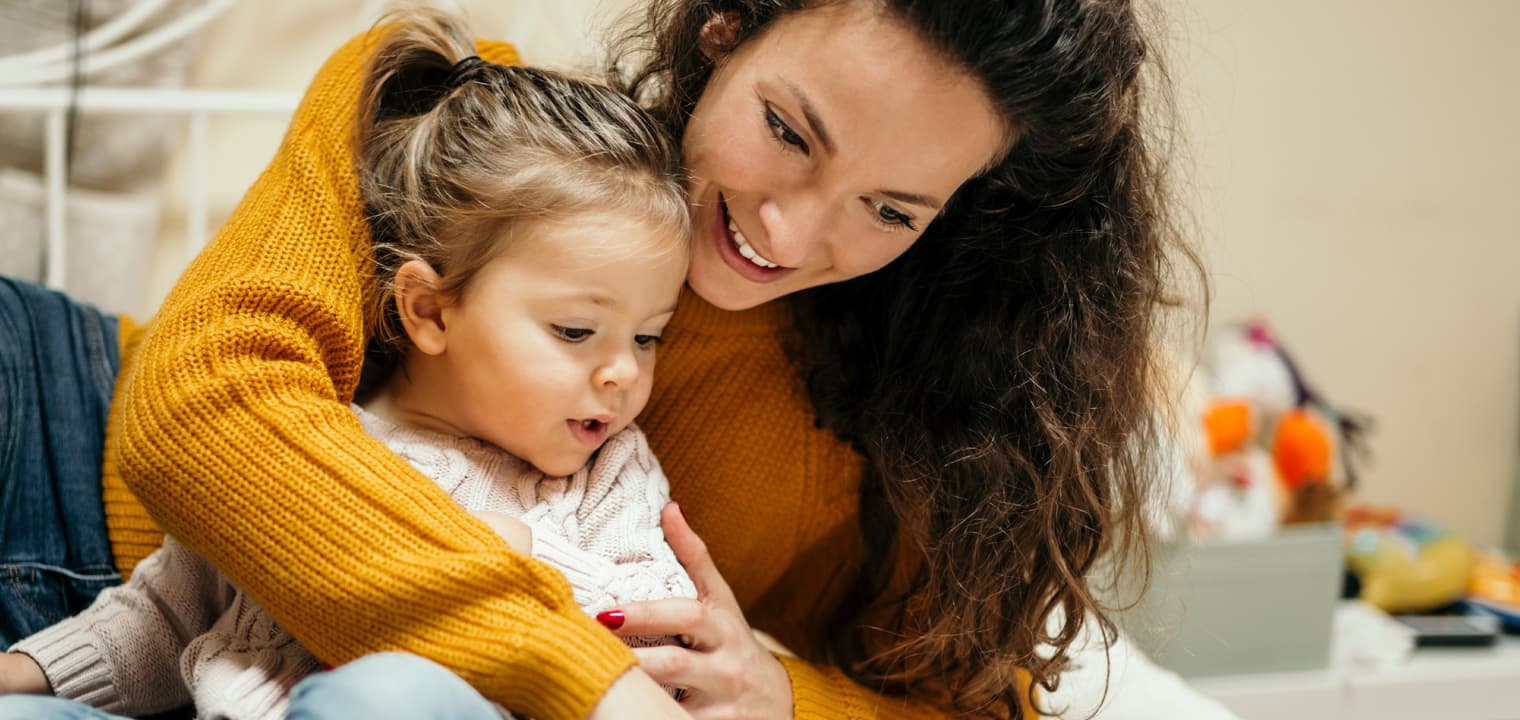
[493,608,637,720]
[777,653,872,719]
[11,621,117,709]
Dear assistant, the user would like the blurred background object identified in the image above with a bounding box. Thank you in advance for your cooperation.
[0,0,208,313]
[1168,0,1520,556]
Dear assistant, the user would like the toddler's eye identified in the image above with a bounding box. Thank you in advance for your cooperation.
[635,334,663,350]
[552,325,593,342]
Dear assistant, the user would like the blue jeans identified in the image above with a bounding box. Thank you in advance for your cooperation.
[286,653,503,719]
[0,695,126,719]
[0,277,122,649]
[0,653,502,719]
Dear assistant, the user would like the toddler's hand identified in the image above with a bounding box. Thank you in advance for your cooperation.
[0,652,49,695]
[471,511,533,555]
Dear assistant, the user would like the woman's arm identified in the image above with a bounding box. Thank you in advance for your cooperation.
[115,32,632,720]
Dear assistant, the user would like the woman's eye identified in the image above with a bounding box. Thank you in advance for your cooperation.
[634,334,663,350]
[871,200,917,231]
[552,325,593,342]
[764,106,809,154]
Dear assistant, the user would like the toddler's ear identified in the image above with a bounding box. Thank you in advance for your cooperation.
[394,259,449,355]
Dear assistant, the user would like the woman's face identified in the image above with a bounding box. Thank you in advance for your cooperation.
[683,1,1007,310]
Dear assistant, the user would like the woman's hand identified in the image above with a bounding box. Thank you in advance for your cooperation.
[602,504,794,719]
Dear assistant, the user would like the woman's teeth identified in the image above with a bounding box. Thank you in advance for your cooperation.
[728,219,779,269]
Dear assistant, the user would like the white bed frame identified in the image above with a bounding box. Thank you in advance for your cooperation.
[0,0,593,294]
[0,85,298,291]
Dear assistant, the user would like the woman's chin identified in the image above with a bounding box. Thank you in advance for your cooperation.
[687,259,782,311]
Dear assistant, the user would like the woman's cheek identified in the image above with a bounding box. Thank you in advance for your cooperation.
[834,233,918,280]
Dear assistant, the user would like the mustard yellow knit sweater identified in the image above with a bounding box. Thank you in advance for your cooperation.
[102,28,1033,720]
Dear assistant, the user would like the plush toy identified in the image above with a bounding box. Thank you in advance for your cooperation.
[1190,445,1283,541]
[1467,548,1520,629]
[1343,505,1476,614]
[1189,319,1369,539]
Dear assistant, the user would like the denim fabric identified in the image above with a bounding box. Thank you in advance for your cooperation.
[0,696,189,720]
[0,695,129,720]
[287,653,504,720]
[0,277,122,649]
[0,655,500,720]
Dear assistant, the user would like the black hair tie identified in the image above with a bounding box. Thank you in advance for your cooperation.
[444,56,489,89]
[375,56,491,121]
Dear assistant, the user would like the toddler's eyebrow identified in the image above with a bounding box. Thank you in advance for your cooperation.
[552,291,677,316]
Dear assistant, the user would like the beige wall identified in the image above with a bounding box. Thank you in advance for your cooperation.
[1174,0,1520,546]
[161,0,1518,546]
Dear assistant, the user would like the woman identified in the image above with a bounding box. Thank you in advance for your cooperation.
[0,0,1195,717]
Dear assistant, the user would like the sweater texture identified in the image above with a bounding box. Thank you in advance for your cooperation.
[99,26,1034,720]
[20,408,691,719]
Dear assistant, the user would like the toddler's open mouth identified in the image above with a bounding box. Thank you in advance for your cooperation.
[567,417,611,447]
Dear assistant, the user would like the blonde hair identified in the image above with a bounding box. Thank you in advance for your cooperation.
[353,7,688,392]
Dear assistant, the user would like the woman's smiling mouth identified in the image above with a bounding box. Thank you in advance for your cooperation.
[716,194,793,283]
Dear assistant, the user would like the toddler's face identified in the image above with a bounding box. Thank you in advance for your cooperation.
[426,214,687,476]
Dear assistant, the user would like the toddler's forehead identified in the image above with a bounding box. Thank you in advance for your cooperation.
[507,212,686,255]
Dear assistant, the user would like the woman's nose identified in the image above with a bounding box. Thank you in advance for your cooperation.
[757,195,828,268]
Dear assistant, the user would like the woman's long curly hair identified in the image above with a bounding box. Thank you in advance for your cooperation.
[612,0,1202,716]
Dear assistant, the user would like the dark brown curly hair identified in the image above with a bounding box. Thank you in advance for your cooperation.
[611,0,1202,716]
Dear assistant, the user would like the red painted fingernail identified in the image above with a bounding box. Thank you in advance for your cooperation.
[596,610,625,631]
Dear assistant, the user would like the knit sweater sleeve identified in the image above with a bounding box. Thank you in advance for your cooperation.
[529,427,698,614]
[113,32,633,720]
[779,658,1041,719]
[10,537,225,717]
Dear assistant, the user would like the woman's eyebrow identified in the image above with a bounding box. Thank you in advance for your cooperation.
[880,189,943,211]
[781,78,835,155]
[780,78,942,211]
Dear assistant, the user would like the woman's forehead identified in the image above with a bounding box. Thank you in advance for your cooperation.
[736,5,1006,190]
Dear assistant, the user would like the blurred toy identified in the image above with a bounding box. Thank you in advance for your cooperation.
[1465,548,1520,630]
[1190,446,1282,540]
[1343,506,1476,614]
[1189,319,1370,540]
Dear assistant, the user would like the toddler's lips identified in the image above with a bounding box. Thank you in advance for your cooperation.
[567,418,610,448]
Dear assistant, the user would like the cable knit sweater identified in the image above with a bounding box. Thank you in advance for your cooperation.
[96,26,1035,720]
[15,406,694,720]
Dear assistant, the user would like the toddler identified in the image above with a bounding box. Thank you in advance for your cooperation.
[0,8,694,719]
